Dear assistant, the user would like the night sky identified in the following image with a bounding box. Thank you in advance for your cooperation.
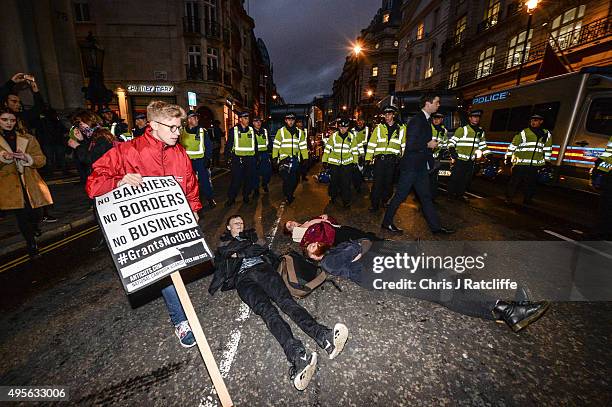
[249,0,382,103]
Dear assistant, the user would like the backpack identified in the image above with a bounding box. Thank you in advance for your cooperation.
[277,251,327,299]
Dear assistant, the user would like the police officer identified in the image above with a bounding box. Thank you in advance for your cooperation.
[504,114,553,205]
[447,110,490,201]
[430,112,449,199]
[365,105,406,212]
[593,136,612,239]
[252,116,271,195]
[132,113,148,137]
[180,111,216,208]
[225,112,257,207]
[352,116,369,193]
[99,107,123,138]
[322,117,360,208]
[272,113,308,204]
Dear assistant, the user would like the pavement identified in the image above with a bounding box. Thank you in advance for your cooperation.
[0,164,610,406]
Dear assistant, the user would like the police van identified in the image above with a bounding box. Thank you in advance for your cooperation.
[473,67,611,190]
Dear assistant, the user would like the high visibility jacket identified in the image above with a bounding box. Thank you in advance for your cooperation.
[505,128,552,166]
[102,121,120,137]
[230,126,256,157]
[448,125,490,161]
[272,126,308,161]
[180,127,206,159]
[118,131,134,142]
[597,136,612,173]
[86,128,202,212]
[352,126,370,156]
[431,124,448,158]
[365,123,406,161]
[254,128,269,153]
[322,131,361,166]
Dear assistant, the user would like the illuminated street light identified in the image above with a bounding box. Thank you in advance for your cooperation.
[272,94,277,100]
[366,89,373,97]
[526,0,539,13]
[342,105,347,111]
[353,43,362,56]
[517,0,539,85]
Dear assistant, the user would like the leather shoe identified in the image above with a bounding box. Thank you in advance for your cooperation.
[432,227,455,234]
[381,224,403,234]
[492,300,550,332]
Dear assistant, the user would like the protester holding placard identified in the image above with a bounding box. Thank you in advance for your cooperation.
[86,100,202,348]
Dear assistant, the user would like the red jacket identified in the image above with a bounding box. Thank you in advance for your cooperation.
[299,216,339,248]
[86,128,202,212]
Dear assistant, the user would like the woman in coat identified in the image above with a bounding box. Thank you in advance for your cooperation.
[0,108,52,256]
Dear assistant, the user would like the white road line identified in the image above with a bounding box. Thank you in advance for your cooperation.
[199,203,286,407]
[464,191,485,199]
[543,229,612,260]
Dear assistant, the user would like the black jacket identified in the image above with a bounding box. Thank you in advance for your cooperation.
[399,111,434,171]
[209,229,278,295]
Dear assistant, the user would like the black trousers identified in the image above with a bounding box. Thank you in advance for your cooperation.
[300,157,310,180]
[448,159,475,197]
[600,173,612,239]
[235,263,328,362]
[352,163,363,191]
[429,169,439,199]
[333,226,383,245]
[506,165,539,202]
[329,164,353,205]
[279,158,300,199]
[228,156,256,200]
[382,167,441,231]
[371,155,398,208]
[11,186,40,245]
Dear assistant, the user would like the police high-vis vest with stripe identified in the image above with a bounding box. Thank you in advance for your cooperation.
[431,124,448,158]
[118,131,134,142]
[505,128,553,166]
[255,128,269,152]
[272,127,308,161]
[180,127,206,159]
[448,125,490,161]
[322,131,360,165]
[353,126,369,156]
[365,123,406,161]
[232,126,256,156]
[597,136,612,173]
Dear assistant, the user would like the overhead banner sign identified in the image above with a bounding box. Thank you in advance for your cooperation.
[126,84,175,94]
[95,176,212,293]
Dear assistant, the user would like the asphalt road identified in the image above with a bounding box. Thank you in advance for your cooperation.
[0,167,610,406]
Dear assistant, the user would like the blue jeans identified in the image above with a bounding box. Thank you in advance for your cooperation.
[191,158,214,199]
[161,284,187,326]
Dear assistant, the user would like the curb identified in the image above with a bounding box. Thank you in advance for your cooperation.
[0,214,97,258]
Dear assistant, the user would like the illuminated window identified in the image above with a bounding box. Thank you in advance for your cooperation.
[550,5,586,50]
[391,64,397,76]
[375,43,380,49]
[506,29,533,68]
[485,0,500,25]
[416,22,424,40]
[394,40,399,47]
[454,16,466,44]
[372,65,379,77]
[383,13,390,23]
[425,44,436,78]
[448,62,460,88]
[476,46,496,79]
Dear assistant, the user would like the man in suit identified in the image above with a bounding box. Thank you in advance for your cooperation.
[381,94,454,235]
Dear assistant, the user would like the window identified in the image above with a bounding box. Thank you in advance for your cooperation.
[490,109,510,131]
[206,47,218,71]
[550,5,586,50]
[586,98,612,135]
[454,16,467,44]
[508,105,532,131]
[391,64,397,76]
[506,29,533,68]
[203,0,217,23]
[448,62,459,88]
[372,65,379,77]
[533,102,561,130]
[414,57,422,81]
[383,13,390,23]
[73,1,90,22]
[416,22,424,40]
[425,44,436,78]
[485,0,500,25]
[188,45,201,68]
[433,8,440,28]
[476,46,496,79]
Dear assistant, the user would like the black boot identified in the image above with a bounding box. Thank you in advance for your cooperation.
[492,300,550,332]
[27,240,39,257]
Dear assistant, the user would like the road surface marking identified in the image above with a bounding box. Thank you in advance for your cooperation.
[543,229,612,260]
[0,225,100,273]
[199,202,285,407]
[464,191,485,199]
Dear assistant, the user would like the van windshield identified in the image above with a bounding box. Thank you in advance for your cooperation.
[586,97,612,135]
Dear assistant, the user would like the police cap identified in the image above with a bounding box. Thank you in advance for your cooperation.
[432,112,444,119]
[468,109,483,117]
[100,107,112,114]
[284,113,296,119]
[530,114,545,120]
[337,117,351,127]
[238,111,250,118]
[134,113,146,120]
[186,111,199,118]
[382,105,398,114]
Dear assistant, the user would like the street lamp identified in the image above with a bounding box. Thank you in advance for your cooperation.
[366,89,373,97]
[342,105,347,111]
[272,94,277,100]
[516,0,539,85]
[80,32,113,112]
[353,43,363,56]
